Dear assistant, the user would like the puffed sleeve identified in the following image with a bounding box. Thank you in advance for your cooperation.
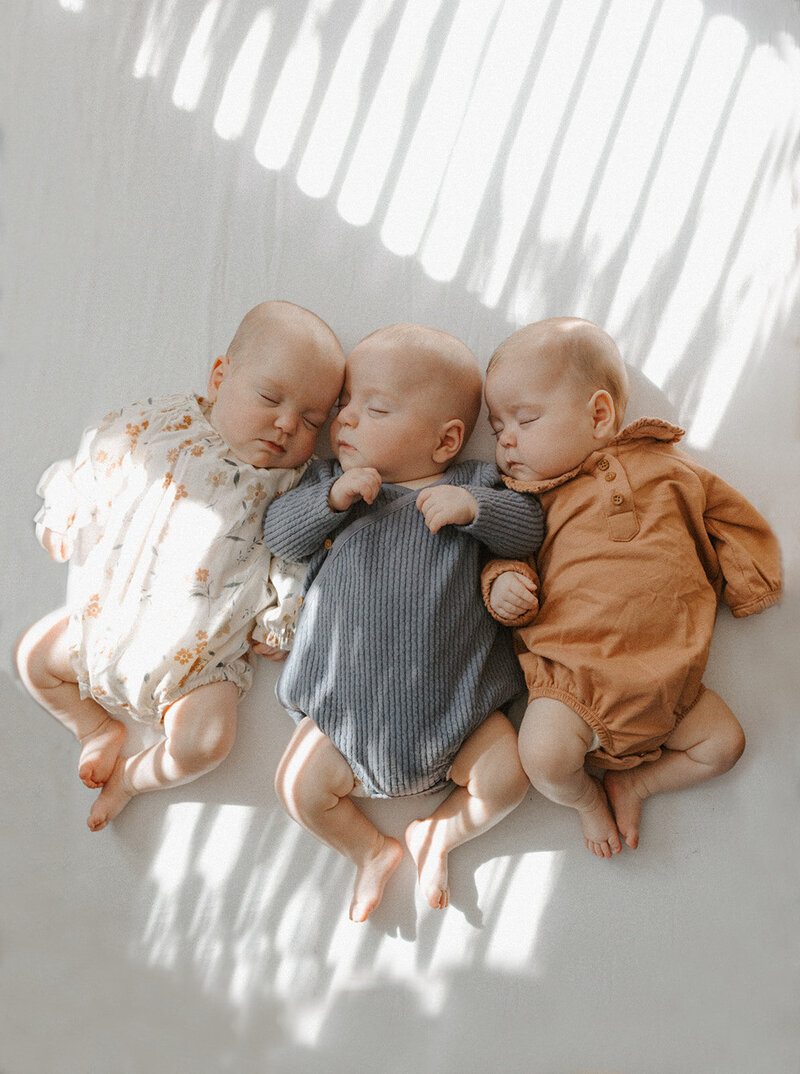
[252,555,308,650]
[34,400,155,553]
[34,422,105,548]
[701,470,782,617]
[481,557,540,626]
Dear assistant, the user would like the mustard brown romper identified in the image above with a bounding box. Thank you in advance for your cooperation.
[482,419,782,769]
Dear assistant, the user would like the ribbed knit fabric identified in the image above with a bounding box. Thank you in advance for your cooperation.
[263,458,544,797]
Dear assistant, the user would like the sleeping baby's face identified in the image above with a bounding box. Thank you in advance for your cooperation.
[485,318,626,485]
[207,337,343,470]
[330,337,455,487]
[485,350,604,484]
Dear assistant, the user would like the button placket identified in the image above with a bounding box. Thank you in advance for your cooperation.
[594,453,639,541]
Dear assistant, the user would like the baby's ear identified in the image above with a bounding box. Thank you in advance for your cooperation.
[589,390,616,440]
[206,356,229,401]
[432,419,466,464]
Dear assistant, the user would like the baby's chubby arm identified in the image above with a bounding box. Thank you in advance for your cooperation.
[263,458,360,561]
[463,471,544,559]
[415,464,543,556]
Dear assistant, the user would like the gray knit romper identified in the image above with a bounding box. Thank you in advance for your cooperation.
[263,459,544,797]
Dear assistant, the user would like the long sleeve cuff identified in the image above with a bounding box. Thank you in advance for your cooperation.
[481,558,539,627]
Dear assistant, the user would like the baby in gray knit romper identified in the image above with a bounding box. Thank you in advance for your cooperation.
[263,323,543,921]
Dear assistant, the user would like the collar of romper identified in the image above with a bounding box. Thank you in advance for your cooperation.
[500,417,686,495]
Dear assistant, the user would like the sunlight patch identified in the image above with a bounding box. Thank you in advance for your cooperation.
[380,0,503,258]
[297,0,392,200]
[195,803,256,887]
[478,0,609,308]
[133,0,180,81]
[481,851,563,969]
[214,9,274,141]
[254,0,336,171]
[337,0,444,227]
[172,0,223,112]
[419,0,544,283]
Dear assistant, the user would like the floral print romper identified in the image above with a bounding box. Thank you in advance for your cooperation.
[35,393,306,726]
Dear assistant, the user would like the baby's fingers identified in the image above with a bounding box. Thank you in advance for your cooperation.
[43,529,73,562]
[508,574,537,598]
[416,490,442,532]
[357,469,383,504]
[252,642,288,661]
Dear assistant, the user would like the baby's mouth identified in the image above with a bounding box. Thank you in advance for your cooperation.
[504,459,528,474]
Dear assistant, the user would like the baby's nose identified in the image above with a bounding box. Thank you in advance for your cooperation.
[274,408,299,433]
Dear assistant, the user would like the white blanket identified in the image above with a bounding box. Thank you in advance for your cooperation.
[3,3,798,1072]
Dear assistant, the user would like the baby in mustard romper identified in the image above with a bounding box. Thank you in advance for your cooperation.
[16,301,345,831]
[482,317,781,858]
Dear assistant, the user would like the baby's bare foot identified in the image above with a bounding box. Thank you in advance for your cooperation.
[87,758,135,831]
[604,769,646,849]
[78,716,126,789]
[349,836,403,922]
[405,819,450,909]
[578,776,622,858]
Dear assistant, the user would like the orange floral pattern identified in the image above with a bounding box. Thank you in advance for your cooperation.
[36,393,309,727]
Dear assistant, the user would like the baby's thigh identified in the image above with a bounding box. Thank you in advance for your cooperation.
[449,711,516,781]
[663,688,745,763]
[16,609,75,685]
[518,697,596,776]
[276,717,358,803]
[162,681,240,762]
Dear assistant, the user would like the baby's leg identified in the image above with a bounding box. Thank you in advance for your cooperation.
[518,698,622,858]
[405,711,529,909]
[275,718,403,923]
[15,610,126,788]
[605,689,745,849]
[87,680,239,832]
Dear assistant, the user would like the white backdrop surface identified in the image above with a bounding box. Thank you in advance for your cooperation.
[2,2,799,1072]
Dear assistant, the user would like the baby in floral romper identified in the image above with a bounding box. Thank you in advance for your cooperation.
[16,300,345,831]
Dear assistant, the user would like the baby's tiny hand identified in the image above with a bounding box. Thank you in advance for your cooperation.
[416,486,478,534]
[41,526,73,563]
[490,571,538,622]
[252,642,289,662]
[328,467,382,511]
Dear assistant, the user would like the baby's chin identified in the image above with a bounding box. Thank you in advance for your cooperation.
[248,448,310,470]
[498,459,538,482]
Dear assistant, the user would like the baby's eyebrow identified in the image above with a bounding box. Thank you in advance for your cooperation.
[252,375,282,393]
[354,385,398,405]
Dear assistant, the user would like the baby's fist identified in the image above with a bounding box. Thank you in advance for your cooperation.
[328,467,382,511]
[252,642,289,662]
[41,527,73,563]
[490,571,538,623]
[416,485,478,534]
